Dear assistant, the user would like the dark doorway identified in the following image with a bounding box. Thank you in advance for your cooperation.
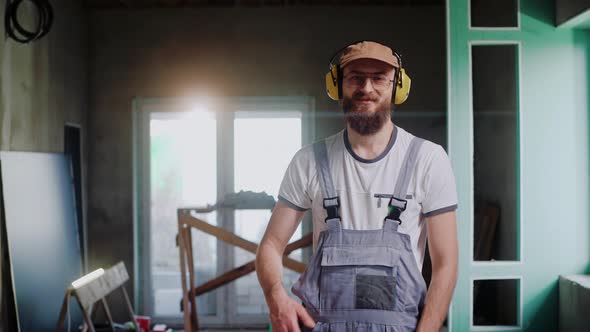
[65,124,85,270]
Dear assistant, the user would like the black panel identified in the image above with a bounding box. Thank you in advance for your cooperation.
[471,0,518,27]
[556,0,590,25]
[473,279,519,326]
[65,125,84,269]
[472,45,519,262]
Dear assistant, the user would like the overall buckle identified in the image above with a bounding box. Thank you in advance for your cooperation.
[323,196,341,222]
[385,196,407,225]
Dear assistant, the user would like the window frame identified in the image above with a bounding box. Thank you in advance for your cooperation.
[133,96,315,328]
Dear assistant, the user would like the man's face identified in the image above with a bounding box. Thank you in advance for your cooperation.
[341,58,396,136]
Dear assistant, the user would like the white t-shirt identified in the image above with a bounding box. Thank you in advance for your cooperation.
[278,126,458,269]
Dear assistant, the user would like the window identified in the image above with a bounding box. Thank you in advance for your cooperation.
[135,97,313,327]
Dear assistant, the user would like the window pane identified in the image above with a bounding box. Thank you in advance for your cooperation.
[234,114,303,315]
[234,115,302,196]
[472,45,519,262]
[473,279,519,326]
[150,111,218,317]
[471,0,518,28]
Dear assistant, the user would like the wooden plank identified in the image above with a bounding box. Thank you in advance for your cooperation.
[54,289,72,332]
[281,257,306,273]
[179,213,258,252]
[120,286,138,327]
[192,261,256,296]
[179,212,306,272]
[74,262,129,310]
[74,297,96,332]
[188,232,313,295]
[100,298,115,332]
[282,232,312,273]
[183,228,199,329]
[285,232,312,254]
[177,220,194,332]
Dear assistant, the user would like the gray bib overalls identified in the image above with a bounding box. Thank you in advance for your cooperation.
[292,137,428,332]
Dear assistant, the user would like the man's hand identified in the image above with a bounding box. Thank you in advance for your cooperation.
[266,284,316,332]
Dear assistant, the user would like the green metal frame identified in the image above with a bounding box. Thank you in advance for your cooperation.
[447,0,590,330]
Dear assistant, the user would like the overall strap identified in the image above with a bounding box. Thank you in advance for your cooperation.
[313,140,341,224]
[384,137,425,227]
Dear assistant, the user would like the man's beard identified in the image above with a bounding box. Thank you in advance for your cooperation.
[342,92,392,136]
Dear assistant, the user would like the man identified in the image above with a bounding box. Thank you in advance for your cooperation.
[256,41,458,332]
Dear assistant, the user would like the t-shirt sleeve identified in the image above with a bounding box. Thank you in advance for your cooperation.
[421,144,458,217]
[277,148,313,211]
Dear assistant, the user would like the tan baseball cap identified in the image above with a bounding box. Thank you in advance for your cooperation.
[339,41,400,69]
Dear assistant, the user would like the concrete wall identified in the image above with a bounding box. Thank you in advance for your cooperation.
[1,1,87,151]
[88,5,446,318]
[0,0,88,330]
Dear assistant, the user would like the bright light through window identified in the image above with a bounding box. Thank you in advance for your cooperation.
[234,114,302,198]
[233,112,303,315]
[150,110,218,317]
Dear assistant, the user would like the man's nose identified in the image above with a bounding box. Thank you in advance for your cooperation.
[358,77,376,92]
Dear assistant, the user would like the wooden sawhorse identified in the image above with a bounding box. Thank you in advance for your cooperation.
[55,262,138,332]
[177,208,312,332]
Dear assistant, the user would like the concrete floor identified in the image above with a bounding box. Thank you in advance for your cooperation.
[186,330,267,332]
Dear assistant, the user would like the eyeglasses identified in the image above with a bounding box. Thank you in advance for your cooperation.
[342,74,394,90]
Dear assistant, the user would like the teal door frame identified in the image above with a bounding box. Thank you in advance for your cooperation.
[447,0,590,331]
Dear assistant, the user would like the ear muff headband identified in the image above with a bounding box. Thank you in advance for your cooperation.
[325,41,411,105]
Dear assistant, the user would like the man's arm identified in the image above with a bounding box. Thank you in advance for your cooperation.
[256,201,316,332]
[416,210,458,332]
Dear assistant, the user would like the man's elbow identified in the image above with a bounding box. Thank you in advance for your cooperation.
[255,238,270,266]
[256,236,280,266]
[432,253,458,283]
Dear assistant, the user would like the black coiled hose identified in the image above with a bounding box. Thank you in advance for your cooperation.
[5,0,53,43]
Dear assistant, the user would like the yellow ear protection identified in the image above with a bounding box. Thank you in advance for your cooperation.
[325,41,412,105]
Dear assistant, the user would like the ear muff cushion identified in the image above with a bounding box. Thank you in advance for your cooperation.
[394,68,411,105]
[325,64,340,101]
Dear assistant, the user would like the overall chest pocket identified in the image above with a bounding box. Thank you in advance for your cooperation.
[319,246,401,312]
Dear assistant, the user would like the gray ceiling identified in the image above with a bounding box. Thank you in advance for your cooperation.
[85,0,444,9]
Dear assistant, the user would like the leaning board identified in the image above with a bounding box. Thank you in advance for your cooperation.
[0,152,83,332]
